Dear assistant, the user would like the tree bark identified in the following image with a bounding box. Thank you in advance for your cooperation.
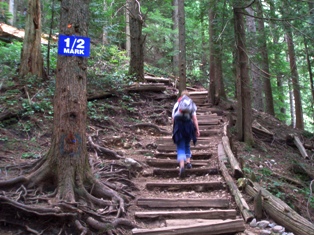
[178,0,186,94]
[233,6,254,145]
[125,0,131,56]
[19,0,46,79]
[256,1,275,116]
[245,6,263,112]
[285,28,304,129]
[208,1,216,106]
[128,0,144,82]
[172,0,179,77]
[51,0,90,201]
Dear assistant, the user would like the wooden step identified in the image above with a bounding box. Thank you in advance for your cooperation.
[132,219,245,235]
[146,159,210,168]
[154,152,212,159]
[198,119,220,125]
[153,167,219,177]
[156,138,211,145]
[137,198,229,209]
[134,209,237,220]
[157,144,210,152]
[145,181,223,191]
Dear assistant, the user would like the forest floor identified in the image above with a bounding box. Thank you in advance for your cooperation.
[0,77,313,234]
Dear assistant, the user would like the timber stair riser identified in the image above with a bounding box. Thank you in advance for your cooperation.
[145,181,224,191]
[152,168,219,177]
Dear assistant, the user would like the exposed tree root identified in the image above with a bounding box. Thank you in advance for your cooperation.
[0,151,139,234]
[88,136,124,159]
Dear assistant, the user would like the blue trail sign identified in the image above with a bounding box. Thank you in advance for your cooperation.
[58,35,90,57]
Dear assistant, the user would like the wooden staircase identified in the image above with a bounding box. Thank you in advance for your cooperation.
[131,91,246,235]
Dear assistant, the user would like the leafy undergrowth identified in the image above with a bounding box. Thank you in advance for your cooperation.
[0,76,313,233]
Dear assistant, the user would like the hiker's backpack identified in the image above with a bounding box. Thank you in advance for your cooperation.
[178,95,196,114]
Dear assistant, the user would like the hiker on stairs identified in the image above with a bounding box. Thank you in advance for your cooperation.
[172,90,200,178]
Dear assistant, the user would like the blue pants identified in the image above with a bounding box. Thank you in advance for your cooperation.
[176,138,191,162]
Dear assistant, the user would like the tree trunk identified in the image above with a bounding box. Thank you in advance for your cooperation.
[304,37,314,118]
[256,1,275,116]
[208,2,216,105]
[233,7,254,145]
[51,0,91,201]
[269,2,286,117]
[199,1,208,81]
[19,0,46,79]
[103,0,109,45]
[178,0,186,94]
[128,0,144,82]
[285,28,304,129]
[172,0,179,77]
[245,6,263,112]
[8,0,15,26]
[125,0,131,56]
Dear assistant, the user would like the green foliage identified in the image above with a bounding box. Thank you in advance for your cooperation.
[88,44,129,89]
[258,167,272,177]
[21,152,40,159]
[0,41,22,81]
[0,2,12,23]
[87,101,109,121]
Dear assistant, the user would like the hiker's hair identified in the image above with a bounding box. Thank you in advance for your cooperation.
[181,90,190,96]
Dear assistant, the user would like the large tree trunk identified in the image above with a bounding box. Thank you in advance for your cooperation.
[178,0,186,94]
[8,0,15,26]
[285,28,304,129]
[51,0,90,201]
[269,2,286,117]
[199,1,208,81]
[245,6,263,112]
[256,1,274,116]
[208,1,216,105]
[128,0,144,82]
[234,6,254,145]
[172,0,179,77]
[304,36,314,118]
[125,0,131,56]
[19,0,46,79]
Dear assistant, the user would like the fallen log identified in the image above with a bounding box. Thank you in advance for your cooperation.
[222,136,243,179]
[125,83,166,92]
[252,120,274,142]
[218,144,254,223]
[144,75,171,84]
[286,134,309,159]
[132,219,245,235]
[245,181,314,235]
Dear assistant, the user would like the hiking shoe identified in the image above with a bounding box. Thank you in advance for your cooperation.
[179,167,185,178]
[186,163,192,169]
